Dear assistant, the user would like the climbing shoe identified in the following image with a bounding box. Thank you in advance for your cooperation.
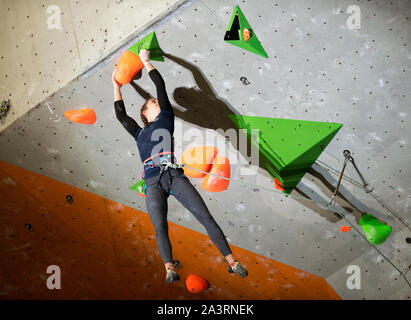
[165,260,182,284]
[166,270,180,284]
[228,261,248,278]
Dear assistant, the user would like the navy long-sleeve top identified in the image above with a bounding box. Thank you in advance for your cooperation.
[114,68,174,179]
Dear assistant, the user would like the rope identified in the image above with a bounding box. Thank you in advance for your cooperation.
[180,163,411,285]
[181,163,344,209]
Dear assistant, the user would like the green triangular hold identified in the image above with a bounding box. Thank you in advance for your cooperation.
[129,179,146,196]
[229,115,343,193]
[128,31,164,62]
[359,214,392,245]
[224,5,268,58]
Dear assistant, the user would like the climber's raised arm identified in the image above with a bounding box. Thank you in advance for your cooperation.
[112,70,141,137]
[139,49,173,112]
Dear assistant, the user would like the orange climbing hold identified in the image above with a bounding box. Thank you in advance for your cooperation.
[64,107,96,125]
[340,226,351,232]
[243,28,252,41]
[115,50,144,85]
[274,178,285,192]
[185,275,209,294]
[180,145,218,178]
[201,156,230,192]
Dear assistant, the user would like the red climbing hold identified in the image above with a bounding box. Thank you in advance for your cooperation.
[201,156,230,192]
[185,274,209,294]
[274,178,285,192]
[64,107,96,125]
[340,226,351,232]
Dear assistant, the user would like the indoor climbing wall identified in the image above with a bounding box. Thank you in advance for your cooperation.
[0,0,410,299]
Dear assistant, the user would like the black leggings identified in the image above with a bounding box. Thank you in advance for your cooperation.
[145,168,232,264]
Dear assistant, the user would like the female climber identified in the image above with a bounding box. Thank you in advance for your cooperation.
[112,49,248,284]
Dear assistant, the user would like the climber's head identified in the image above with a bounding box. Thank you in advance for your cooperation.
[141,97,160,126]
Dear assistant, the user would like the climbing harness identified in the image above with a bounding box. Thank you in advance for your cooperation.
[143,152,183,178]
[160,156,184,171]
[136,152,184,197]
[142,152,182,172]
[155,153,184,196]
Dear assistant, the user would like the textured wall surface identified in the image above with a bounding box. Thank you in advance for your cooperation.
[0,0,187,132]
[0,0,410,299]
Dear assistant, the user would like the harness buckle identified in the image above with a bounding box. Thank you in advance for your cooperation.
[159,155,184,171]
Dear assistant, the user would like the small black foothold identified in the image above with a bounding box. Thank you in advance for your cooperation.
[240,76,250,85]
[0,100,11,119]
[25,223,33,232]
[66,195,74,204]
[406,237,411,244]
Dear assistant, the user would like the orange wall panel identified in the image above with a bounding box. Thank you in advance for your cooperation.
[0,160,340,300]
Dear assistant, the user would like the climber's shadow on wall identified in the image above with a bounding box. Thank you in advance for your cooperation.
[130,52,237,131]
[162,52,236,132]
[130,51,263,170]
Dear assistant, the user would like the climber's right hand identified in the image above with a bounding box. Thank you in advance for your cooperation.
[139,49,150,64]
